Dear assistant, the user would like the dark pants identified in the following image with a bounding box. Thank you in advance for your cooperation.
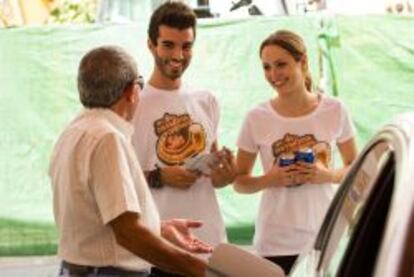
[150,267,184,277]
[264,255,298,275]
[60,261,149,276]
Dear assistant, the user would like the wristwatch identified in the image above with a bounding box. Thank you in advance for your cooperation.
[147,165,163,189]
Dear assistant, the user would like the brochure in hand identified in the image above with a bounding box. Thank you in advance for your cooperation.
[184,152,219,175]
[206,244,285,277]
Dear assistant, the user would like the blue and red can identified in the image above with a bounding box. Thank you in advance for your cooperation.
[278,153,296,167]
[295,148,315,164]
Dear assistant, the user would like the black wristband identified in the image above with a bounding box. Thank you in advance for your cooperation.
[147,165,163,189]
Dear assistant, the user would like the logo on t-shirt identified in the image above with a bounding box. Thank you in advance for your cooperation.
[272,133,331,166]
[154,113,206,165]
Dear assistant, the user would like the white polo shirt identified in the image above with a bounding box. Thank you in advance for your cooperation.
[49,108,160,271]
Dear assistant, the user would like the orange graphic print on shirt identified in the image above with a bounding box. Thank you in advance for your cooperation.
[272,133,331,166]
[154,113,206,165]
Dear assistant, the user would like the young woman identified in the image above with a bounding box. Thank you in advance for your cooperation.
[234,30,358,274]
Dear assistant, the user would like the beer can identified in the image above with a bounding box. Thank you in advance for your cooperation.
[296,148,315,163]
[278,153,296,167]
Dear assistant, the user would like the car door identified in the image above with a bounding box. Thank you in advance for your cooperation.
[290,121,411,277]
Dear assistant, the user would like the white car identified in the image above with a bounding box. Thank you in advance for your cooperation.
[290,113,414,276]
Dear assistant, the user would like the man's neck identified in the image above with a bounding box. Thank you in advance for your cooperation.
[110,101,130,122]
[149,73,181,91]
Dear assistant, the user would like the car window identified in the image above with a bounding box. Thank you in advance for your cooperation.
[317,141,393,274]
[337,153,395,276]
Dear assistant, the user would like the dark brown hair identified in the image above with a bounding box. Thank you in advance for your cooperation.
[148,1,197,45]
[260,30,313,91]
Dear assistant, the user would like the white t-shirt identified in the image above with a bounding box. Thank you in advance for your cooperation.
[49,109,160,271]
[132,83,227,249]
[237,94,355,256]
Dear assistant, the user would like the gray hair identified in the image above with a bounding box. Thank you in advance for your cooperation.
[77,45,138,108]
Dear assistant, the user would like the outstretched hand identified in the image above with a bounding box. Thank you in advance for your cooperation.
[161,219,213,253]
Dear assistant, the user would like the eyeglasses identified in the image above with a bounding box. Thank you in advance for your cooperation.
[125,76,144,92]
[136,75,144,90]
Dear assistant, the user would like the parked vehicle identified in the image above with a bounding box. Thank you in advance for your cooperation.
[290,113,414,276]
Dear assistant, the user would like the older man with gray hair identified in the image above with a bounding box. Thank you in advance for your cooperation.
[49,45,211,277]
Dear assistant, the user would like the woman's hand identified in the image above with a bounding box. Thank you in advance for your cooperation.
[294,161,333,185]
[265,164,300,187]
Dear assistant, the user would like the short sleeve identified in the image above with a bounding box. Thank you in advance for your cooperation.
[237,113,259,153]
[90,133,141,224]
[337,102,356,143]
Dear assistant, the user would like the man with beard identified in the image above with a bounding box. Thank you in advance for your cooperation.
[131,2,237,276]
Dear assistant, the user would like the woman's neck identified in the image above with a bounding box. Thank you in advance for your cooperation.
[271,89,319,117]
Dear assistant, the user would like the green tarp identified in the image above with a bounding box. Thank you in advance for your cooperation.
[0,15,413,255]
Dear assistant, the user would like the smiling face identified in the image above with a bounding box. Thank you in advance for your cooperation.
[260,44,307,96]
[149,25,194,85]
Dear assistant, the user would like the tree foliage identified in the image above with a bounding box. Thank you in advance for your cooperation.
[48,0,96,24]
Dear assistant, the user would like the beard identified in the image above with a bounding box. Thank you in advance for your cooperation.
[154,54,190,80]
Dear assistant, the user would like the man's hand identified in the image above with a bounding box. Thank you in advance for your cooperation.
[160,166,201,189]
[161,219,213,253]
[210,147,237,187]
[110,212,208,277]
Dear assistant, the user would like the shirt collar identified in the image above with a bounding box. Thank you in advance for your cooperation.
[83,108,134,138]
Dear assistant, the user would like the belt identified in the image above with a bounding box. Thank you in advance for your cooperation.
[61,261,149,276]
